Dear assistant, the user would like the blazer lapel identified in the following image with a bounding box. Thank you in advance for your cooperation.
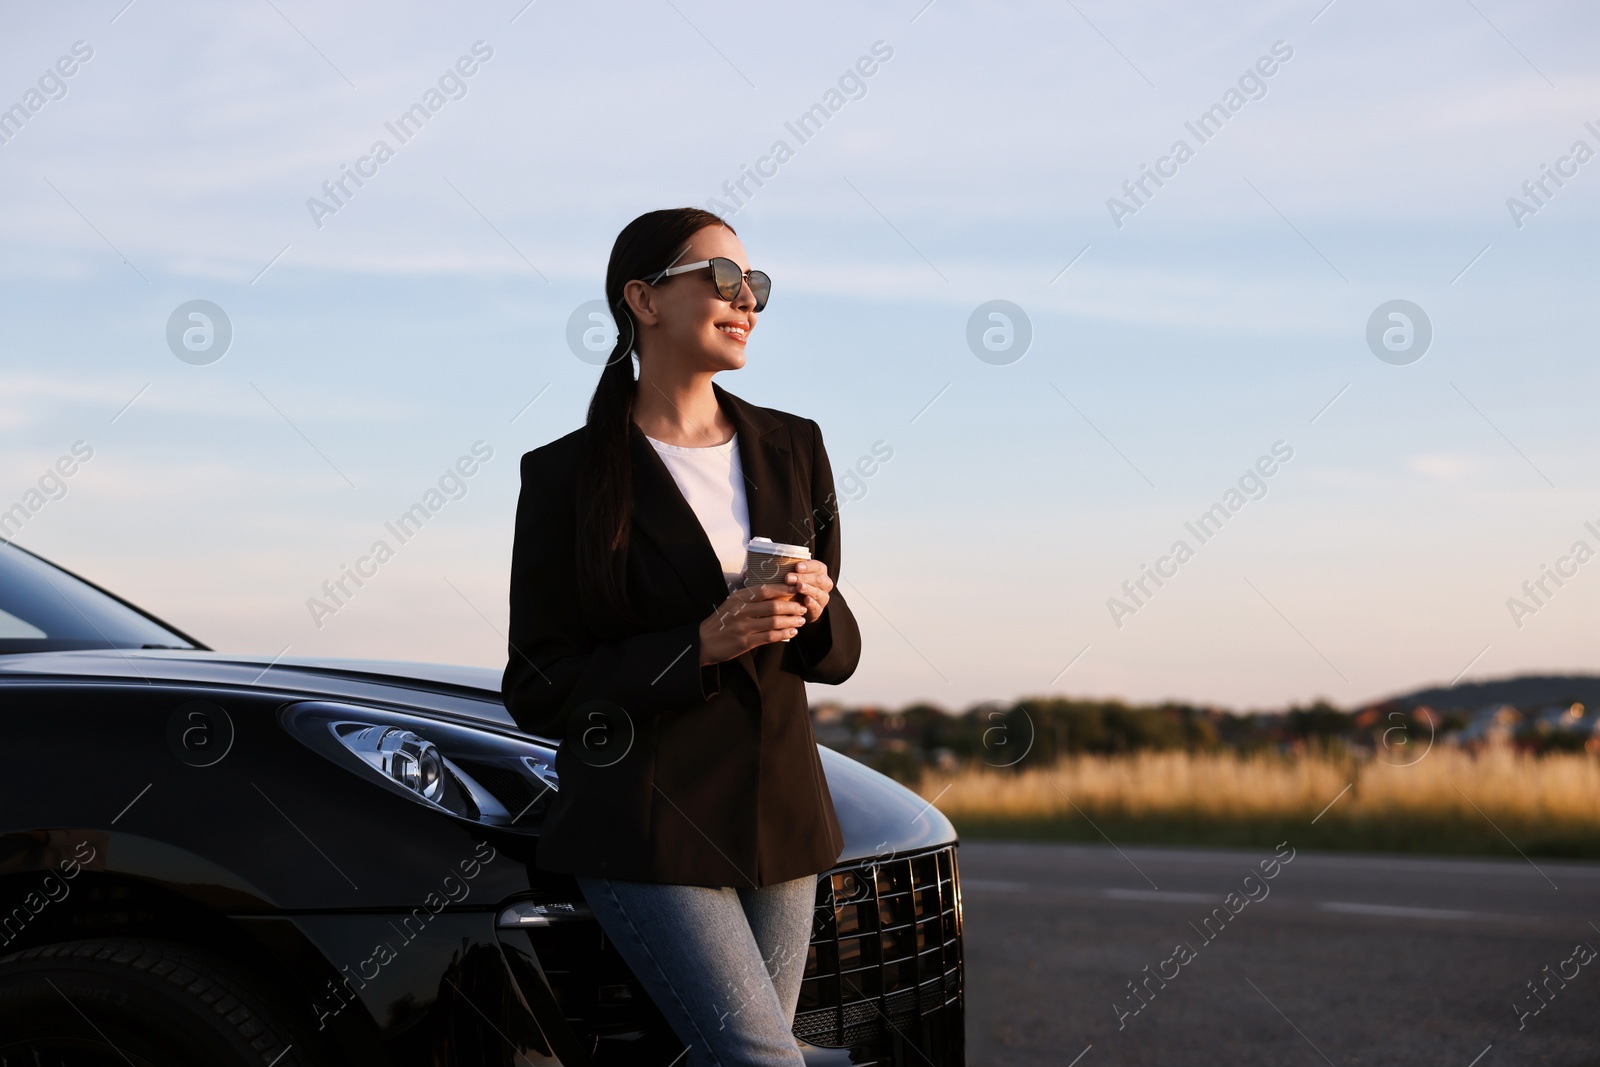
[628,384,799,691]
[716,382,800,560]
[719,385,799,690]
[630,425,730,613]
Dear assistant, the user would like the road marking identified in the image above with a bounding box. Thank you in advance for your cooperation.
[961,878,1027,891]
[1317,901,1474,921]
[1103,889,1216,904]
[959,842,1600,880]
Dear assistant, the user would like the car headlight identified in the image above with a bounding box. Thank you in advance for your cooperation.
[341,726,445,800]
[280,701,558,827]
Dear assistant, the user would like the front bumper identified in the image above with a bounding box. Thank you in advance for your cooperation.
[498,843,966,1067]
[263,843,964,1065]
[794,844,965,1061]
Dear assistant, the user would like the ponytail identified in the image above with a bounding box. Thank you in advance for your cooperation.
[575,207,733,636]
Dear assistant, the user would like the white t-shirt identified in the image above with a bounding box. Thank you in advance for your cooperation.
[646,431,751,592]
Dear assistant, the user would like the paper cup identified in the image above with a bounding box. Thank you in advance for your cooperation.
[744,537,811,640]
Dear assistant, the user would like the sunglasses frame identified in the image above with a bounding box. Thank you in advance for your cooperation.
[642,256,770,312]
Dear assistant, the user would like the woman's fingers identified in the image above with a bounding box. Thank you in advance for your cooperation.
[741,585,807,610]
[786,562,832,591]
[786,573,829,622]
[757,602,807,625]
[786,562,832,623]
[735,582,804,603]
[704,581,813,657]
[790,581,828,607]
[738,590,806,615]
[747,600,804,645]
[704,581,817,663]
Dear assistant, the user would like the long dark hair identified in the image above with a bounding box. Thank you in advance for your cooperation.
[576,207,733,635]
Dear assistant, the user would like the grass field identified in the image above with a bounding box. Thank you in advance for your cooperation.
[919,746,1600,858]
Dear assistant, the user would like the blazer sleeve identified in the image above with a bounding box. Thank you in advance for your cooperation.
[788,418,862,684]
[501,446,721,740]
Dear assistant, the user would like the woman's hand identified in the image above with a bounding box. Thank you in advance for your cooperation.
[786,559,832,624]
[698,583,810,665]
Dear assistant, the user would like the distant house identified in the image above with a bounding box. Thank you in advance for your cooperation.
[1448,704,1521,748]
[1532,702,1588,732]
[809,702,853,748]
[1347,703,1439,757]
[1351,706,1383,731]
[1528,702,1600,751]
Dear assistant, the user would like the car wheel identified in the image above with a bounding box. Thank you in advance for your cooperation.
[0,937,329,1067]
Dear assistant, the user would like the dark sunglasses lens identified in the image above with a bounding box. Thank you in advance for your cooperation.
[709,258,769,310]
[710,257,742,299]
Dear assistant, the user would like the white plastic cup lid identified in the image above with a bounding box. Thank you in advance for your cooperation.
[746,536,811,559]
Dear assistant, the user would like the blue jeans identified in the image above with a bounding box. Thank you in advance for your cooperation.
[574,873,818,1066]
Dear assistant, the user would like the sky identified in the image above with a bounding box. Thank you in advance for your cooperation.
[2,0,1597,714]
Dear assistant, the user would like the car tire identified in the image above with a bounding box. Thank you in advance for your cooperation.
[0,937,330,1067]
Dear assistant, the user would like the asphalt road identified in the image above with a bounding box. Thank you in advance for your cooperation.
[958,841,1600,1067]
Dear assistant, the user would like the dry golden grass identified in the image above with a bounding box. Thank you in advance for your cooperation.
[920,747,1600,855]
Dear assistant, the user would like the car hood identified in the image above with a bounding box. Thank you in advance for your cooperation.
[0,650,957,857]
[0,649,516,724]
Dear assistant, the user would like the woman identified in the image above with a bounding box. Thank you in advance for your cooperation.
[501,206,862,1065]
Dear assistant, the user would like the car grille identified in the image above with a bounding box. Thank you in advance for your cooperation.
[792,844,964,1060]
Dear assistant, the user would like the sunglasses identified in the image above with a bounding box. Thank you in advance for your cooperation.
[642,256,770,313]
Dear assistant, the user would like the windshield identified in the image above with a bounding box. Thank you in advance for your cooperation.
[0,540,203,654]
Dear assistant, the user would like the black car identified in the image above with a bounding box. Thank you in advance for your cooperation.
[0,537,965,1066]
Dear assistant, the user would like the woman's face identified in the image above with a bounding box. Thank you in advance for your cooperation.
[632,224,759,374]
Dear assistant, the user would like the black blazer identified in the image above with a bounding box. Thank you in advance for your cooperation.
[500,383,861,888]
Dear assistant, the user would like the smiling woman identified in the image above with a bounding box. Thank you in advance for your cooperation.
[501,207,864,1066]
